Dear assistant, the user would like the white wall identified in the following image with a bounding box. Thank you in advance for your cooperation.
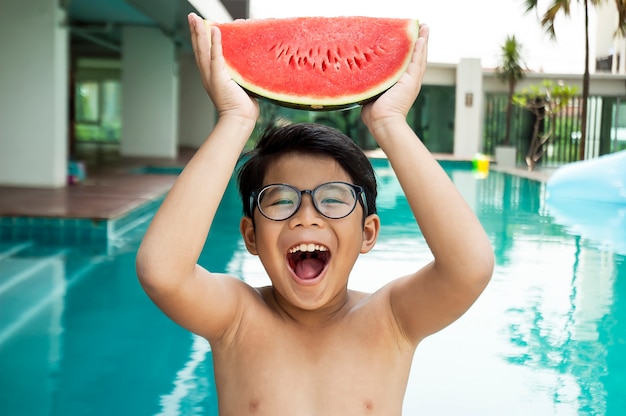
[0,0,68,188]
[424,63,456,86]
[454,58,483,158]
[178,52,217,148]
[120,26,178,158]
[482,70,626,96]
[593,1,626,74]
[594,3,616,59]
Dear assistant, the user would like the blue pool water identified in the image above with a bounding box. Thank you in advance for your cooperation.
[1,159,625,415]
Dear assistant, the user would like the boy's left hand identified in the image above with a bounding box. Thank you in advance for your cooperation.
[361,24,429,132]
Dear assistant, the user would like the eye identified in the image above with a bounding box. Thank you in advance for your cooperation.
[317,185,355,206]
[320,196,347,205]
[261,194,295,208]
[269,197,295,206]
[259,186,297,209]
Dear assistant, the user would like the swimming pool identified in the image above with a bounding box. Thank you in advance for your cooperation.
[1,159,624,415]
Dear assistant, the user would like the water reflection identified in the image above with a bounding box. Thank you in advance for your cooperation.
[477,169,626,415]
[504,242,618,415]
[546,197,626,256]
[156,335,216,416]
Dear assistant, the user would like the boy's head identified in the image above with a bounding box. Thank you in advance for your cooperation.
[237,123,378,222]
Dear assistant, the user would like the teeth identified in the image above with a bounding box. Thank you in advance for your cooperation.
[288,243,329,254]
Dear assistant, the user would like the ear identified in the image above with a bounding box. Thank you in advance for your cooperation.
[240,216,258,255]
[360,214,380,254]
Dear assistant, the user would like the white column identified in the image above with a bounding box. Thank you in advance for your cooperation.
[453,58,483,159]
[178,52,216,148]
[0,0,68,187]
[121,26,178,158]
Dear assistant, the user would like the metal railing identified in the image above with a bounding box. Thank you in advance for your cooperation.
[482,93,626,167]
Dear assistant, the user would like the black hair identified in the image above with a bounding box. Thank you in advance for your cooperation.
[237,122,377,220]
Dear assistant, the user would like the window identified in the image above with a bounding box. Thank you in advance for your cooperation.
[74,79,121,142]
[76,81,100,122]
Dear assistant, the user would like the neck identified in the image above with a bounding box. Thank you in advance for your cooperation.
[265,287,356,328]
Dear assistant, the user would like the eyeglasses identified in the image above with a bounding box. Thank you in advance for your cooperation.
[250,181,367,221]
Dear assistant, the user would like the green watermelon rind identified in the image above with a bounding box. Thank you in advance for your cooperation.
[237,86,383,112]
[206,18,419,111]
[228,65,402,112]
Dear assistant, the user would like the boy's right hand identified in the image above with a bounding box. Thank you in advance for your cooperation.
[188,13,259,124]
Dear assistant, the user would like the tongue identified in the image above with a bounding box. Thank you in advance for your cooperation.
[294,258,325,280]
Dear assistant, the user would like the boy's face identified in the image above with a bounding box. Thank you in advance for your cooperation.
[240,153,380,313]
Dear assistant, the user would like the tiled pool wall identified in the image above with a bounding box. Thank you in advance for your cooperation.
[438,160,474,169]
[370,158,473,169]
[0,196,165,245]
[0,216,109,243]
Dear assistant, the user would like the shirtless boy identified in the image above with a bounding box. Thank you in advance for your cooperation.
[136,12,494,415]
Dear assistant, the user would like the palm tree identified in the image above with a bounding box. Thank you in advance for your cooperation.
[496,35,526,146]
[523,0,626,160]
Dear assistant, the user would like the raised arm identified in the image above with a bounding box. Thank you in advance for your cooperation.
[135,13,259,341]
[361,25,494,344]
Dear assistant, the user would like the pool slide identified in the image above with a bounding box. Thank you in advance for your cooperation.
[545,150,626,254]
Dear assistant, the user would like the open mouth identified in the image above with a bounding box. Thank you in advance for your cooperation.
[287,243,331,280]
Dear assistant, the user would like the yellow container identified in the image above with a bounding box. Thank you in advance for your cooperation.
[472,153,490,178]
[476,158,490,171]
[472,154,490,170]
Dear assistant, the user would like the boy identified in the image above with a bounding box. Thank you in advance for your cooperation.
[136,12,494,415]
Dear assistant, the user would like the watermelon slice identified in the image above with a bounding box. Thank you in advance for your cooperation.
[206,17,419,110]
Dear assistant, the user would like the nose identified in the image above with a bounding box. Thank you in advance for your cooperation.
[289,193,322,227]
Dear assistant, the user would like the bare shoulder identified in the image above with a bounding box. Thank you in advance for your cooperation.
[383,261,491,344]
[145,269,269,343]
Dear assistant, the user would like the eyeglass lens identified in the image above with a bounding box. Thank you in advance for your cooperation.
[257,182,359,220]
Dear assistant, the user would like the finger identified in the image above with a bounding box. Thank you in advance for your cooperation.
[189,13,212,72]
[410,24,429,76]
[188,13,200,62]
[398,24,428,95]
[417,24,429,67]
[208,26,230,80]
[210,26,223,66]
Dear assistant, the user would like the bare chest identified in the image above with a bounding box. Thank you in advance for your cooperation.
[211,315,414,415]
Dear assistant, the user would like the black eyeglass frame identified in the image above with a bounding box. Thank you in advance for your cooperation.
[249,181,368,221]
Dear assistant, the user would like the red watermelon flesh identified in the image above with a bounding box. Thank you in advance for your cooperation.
[207,17,419,110]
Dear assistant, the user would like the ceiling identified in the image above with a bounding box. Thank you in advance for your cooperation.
[66,0,249,56]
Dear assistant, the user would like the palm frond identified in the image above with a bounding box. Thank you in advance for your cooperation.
[523,0,539,13]
[542,1,569,39]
